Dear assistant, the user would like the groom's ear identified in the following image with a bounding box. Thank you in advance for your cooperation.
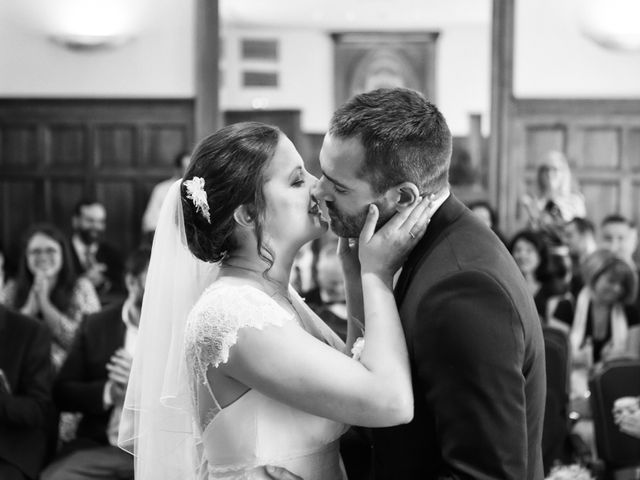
[232,205,255,228]
[385,182,421,212]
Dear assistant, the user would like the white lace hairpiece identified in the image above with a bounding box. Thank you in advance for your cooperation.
[184,176,211,224]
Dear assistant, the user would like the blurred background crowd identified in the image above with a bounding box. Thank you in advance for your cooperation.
[2,0,640,479]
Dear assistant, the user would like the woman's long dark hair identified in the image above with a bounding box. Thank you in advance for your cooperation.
[509,229,550,282]
[181,122,281,270]
[13,223,78,313]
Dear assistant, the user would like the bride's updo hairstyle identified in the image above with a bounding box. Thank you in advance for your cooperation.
[181,122,281,263]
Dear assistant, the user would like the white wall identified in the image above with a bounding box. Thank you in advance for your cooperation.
[437,24,491,136]
[0,0,491,135]
[0,0,194,97]
[514,0,640,98]
[221,24,491,135]
[219,28,334,133]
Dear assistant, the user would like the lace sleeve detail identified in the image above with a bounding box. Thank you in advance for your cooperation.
[184,285,293,386]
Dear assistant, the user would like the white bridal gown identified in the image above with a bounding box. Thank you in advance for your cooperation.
[184,280,349,480]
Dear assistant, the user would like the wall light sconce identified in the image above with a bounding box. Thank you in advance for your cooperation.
[579,0,640,52]
[16,0,144,51]
[49,33,134,51]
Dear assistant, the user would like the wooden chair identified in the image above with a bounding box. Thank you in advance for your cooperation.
[589,359,640,479]
[542,326,571,474]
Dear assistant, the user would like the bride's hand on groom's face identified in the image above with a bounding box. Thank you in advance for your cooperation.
[358,196,433,281]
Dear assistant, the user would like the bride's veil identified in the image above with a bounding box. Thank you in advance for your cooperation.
[118,180,218,479]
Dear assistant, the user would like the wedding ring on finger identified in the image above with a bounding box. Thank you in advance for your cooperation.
[408,231,416,239]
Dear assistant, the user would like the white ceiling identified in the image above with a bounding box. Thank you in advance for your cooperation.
[220,0,492,30]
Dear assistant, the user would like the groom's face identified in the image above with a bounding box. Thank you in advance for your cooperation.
[314,133,393,238]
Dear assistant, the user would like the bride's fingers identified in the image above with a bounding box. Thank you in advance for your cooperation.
[403,196,435,237]
[359,204,379,243]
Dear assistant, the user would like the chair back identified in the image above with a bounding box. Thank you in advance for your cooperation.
[542,326,571,473]
[589,359,640,469]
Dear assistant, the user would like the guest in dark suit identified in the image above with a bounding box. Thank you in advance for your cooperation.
[0,305,53,480]
[312,88,546,480]
[69,198,125,305]
[41,247,150,480]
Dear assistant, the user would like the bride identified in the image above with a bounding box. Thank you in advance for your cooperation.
[119,122,432,479]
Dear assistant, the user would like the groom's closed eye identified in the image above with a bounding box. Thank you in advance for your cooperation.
[321,173,350,195]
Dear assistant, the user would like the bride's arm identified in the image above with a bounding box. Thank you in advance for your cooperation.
[336,237,365,353]
[219,198,431,427]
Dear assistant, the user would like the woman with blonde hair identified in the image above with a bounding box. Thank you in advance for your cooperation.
[519,150,586,232]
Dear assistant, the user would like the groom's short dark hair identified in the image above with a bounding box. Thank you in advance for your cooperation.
[329,87,452,195]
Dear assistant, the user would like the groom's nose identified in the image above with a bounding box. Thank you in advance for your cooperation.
[312,176,332,201]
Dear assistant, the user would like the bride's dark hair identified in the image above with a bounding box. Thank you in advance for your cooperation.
[181,122,281,263]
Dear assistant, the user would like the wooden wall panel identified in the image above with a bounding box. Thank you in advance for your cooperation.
[581,181,620,227]
[628,128,640,172]
[50,125,87,166]
[0,99,194,259]
[1,180,39,253]
[95,125,136,168]
[524,126,566,169]
[579,127,621,170]
[142,125,190,167]
[48,180,86,229]
[1,125,39,166]
[631,182,640,227]
[96,181,138,249]
[508,99,640,234]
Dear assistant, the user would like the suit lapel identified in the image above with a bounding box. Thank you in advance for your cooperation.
[394,194,467,306]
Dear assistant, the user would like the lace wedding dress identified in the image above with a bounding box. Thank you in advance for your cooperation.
[184,279,349,480]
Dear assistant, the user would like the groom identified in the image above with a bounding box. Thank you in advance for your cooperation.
[270,87,546,480]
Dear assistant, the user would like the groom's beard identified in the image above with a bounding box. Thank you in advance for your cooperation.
[326,201,393,238]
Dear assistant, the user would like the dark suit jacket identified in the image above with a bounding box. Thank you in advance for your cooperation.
[69,237,125,303]
[54,303,125,445]
[373,195,546,480]
[0,305,53,480]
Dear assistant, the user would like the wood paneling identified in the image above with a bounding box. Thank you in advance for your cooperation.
[509,99,640,233]
[95,125,136,168]
[579,127,621,170]
[50,125,87,166]
[143,125,191,167]
[96,181,138,249]
[629,129,640,172]
[0,99,194,258]
[524,126,566,169]
[1,125,39,166]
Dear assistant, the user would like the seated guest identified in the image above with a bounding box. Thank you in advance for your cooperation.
[1,223,101,370]
[551,249,640,364]
[510,230,564,322]
[600,214,638,266]
[0,305,53,480]
[551,249,640,460]
[41,247,150,480]
[564,217,598,296]
[467,199,507,245]
[613,396,640,439]
[519,150,586,235]
[69,198,125,304]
